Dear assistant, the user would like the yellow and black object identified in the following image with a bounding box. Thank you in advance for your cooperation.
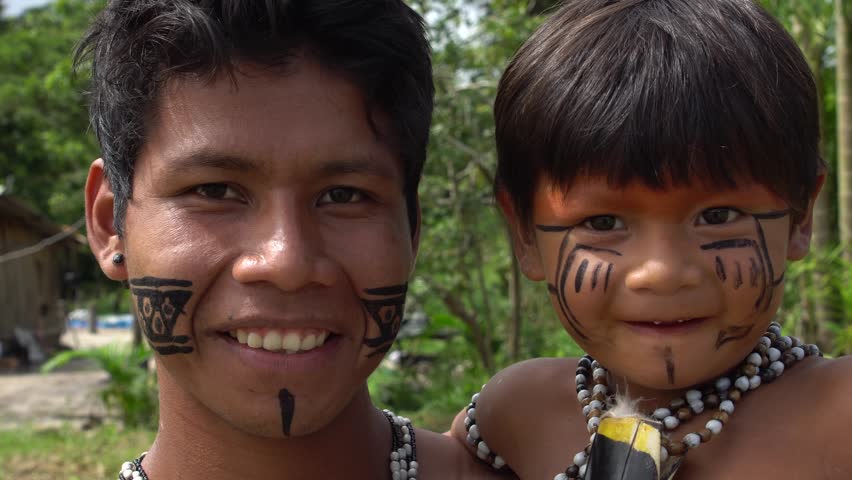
[585,416,681,480]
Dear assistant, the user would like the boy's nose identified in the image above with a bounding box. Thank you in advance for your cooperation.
[231,210,337,291]
[623,240,703,295]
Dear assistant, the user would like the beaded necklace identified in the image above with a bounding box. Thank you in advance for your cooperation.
[118,409,418,480]
[463,322,821,480]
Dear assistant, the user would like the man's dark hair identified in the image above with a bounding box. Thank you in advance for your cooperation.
[495,0,822,228]
[76,0,434,234]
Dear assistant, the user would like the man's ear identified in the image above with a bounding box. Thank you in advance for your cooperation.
[787,169,826,261]
[85,159,127,280]
[496,189,546,281]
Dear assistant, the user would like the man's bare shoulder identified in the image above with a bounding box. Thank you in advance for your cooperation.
[416,428,517,480]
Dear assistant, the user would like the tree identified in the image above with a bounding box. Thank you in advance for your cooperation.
[838,0,852,256]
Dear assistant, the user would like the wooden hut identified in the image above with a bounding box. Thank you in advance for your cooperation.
[0,193,83,357]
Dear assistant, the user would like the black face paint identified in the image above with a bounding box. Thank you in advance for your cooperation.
[700,210,790,313]
[604,264,614,292]
[664,346,675,385]
[129,277,194,355]
[714,256,727,282]
[733,261,743,290]
[591,262,603,291]
[575,259,590,293]
[715,324,754,350]
[537,225,623,340]
[361,284,408,358]
[748,257,760,287]
[279,389,295,437]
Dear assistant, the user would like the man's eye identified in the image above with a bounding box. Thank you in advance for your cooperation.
[319,187,364,205]
[582,215,624,231]
[697,208,742,225]
[194,183,240,200]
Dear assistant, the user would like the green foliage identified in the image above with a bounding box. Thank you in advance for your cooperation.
[779,246,852,355]
[0,424,155,480]
[41,345,159,429]
[0,0,104,224]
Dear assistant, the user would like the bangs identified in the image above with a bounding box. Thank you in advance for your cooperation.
[495,0,820,224]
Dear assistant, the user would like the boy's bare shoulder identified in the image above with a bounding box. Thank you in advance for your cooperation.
[479,357,580,412]
[471,357,585,474]
[812,355,852,418]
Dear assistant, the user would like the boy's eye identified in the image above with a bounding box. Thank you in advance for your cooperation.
[697,208,742,225]
[582,215,624,231]
[194,183,241,201]
[319,187,365,205]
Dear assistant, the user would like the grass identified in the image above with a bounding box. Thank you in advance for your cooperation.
[0,424,155,480]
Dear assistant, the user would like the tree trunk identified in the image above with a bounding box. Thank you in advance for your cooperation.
[838,0,852,256]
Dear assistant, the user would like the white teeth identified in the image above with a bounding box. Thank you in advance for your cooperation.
[678,319,687,324]
[247,332,263,348]
[232,328,329,354]
[282,332,301,351]
[262,331,282,351]
[300,334,317,351]
[653,321,662,326]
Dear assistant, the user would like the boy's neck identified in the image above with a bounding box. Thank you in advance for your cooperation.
[143,368,391,480]
[607,374,691,414]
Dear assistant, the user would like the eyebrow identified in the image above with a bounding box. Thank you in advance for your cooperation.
[161,150,398,180]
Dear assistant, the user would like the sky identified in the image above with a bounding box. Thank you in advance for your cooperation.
[4,0,53,17]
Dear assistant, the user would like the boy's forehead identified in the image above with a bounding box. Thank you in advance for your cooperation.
[533,173,784,214]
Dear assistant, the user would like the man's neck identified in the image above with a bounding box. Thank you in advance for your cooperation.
[142,369,391,480]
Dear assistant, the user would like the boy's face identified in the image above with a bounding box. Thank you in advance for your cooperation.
[86,59,418,437]
[508,175,816,390]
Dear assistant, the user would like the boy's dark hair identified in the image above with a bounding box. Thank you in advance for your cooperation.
[76,0,433,235]
[495,0,822,228]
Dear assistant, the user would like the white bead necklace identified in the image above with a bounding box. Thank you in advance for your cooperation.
[117,409,418,480]
[559,321,820,479]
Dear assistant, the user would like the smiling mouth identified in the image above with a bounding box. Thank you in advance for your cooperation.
[626,317,708,332]
[221,328,334,354]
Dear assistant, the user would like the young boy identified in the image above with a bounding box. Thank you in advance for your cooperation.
[452,0,852,478]
[79,1,508,479]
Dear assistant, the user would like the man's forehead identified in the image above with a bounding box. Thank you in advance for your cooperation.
[139,58,400,180]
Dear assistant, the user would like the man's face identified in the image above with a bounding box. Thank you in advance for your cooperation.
[514,175,805,390]
[120,60,417,437]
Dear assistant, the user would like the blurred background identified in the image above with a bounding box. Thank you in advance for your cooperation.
[0,0,850,478]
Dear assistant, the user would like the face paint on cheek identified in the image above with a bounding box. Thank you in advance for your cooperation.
[714,324,754,350]
[591,262,603,291]
[701,209,790,314]
[536,224,623,342]
[360,284,408,358]
[733,261,743,290]
[714,256,727,283]
[575,259,590,293]
[279,389,295,437]
[129,277,194,355]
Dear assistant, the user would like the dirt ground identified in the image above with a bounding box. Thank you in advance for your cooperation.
[0,328,133,430]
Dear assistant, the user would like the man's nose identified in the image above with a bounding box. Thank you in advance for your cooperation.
[231,205,337,291]
[623,232,703,295]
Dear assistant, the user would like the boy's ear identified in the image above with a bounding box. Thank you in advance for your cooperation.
[787,169,826,261]
[85,159,128,281]
[496,189,546,281]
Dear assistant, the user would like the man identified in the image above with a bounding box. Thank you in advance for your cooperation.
[81,1,507,478]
